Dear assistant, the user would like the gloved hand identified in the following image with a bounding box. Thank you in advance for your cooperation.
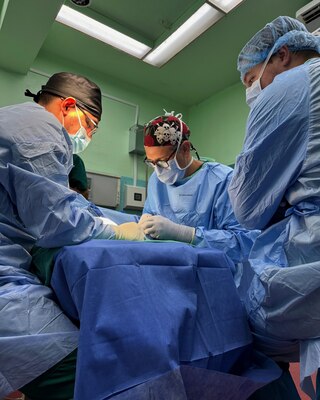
[112,222,145,241]
[139,214,195,243]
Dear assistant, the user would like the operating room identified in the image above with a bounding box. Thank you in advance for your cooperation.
[0,0,320,399]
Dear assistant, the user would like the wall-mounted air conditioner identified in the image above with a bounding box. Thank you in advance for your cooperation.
[296,0,320,35]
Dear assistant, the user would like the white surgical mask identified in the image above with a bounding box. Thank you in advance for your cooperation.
[155,155,193,185]
[245,48,274,108]
[246,78,263,108]
[65,106,91,154]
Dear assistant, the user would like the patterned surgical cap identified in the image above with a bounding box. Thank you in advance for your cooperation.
[144,111,190,147]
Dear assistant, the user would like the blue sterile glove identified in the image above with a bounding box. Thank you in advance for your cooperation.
[139,214,195,243]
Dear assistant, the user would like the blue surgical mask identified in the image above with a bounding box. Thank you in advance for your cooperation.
[155,155,193,185]
[69,126,90,154]
[65,106,91,154]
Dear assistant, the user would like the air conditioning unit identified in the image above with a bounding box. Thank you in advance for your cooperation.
[296,0,320,35]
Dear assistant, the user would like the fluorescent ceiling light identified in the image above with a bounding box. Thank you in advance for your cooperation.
[56,5,151,59]
[144,4,223,67]
[208,0,244,13]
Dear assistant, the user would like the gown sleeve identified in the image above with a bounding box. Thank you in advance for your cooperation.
[0,163,115,247]
[228,67,310,230]
[193,173,260,263]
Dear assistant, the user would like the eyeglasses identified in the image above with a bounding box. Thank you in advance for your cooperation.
[79,108,99,135]
[60,97,99,135]
[144,148,177,168]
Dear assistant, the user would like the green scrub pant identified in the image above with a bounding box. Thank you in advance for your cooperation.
[20,349,77,400]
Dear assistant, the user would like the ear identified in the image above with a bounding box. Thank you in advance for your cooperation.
[277,45,291,67]
[61,97,77,116]
[181,141,191,153]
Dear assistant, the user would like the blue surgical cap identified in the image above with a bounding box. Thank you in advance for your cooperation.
[237,16,320,82]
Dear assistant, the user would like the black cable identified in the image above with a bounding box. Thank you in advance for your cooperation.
[190,143,200,160]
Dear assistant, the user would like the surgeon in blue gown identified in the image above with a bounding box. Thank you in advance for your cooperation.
[228,16,320,399]
[0,72,144,399]
[139,112,301,400]
[139,111,259,268]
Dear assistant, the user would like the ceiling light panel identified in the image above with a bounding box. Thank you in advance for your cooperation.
[208,0,244,13]
[144,3,223,67]
[56,5,151,59]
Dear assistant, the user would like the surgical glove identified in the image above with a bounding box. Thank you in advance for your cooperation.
[112,222,145,241]
[139,215,195,243]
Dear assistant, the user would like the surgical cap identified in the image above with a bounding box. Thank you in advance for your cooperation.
[237,16,320,82]
[25,72,102,119]
[144,112,190,147]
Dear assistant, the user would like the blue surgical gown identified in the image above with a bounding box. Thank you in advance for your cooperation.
[0,102,114,396]
[143,162,259,264]
[228,58,320,395]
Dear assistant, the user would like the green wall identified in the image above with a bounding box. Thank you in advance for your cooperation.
[0,51,188,183]
[0,50,250,180]
[188,81,249,166]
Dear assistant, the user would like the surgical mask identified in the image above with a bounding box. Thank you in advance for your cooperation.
[155,155,193,185]
[64,106,91,154]
[245,48,274,108]
[246,78,263,108]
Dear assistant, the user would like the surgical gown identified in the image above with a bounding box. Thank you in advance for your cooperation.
[0,102,114,397]
[143,162,259,264]
[228,58,320,395]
